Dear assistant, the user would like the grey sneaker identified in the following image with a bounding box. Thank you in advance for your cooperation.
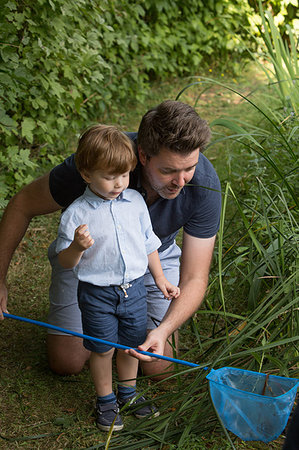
[96,401,123,431]
[118,394,160,419]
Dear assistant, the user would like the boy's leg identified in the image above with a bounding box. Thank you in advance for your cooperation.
[116,280,159,419]
[116,350,159,419]
[116,349,139,388]
[47,240,90,375]
[78,284,124,431]
[90,350,114,396]
[90,350,124,431]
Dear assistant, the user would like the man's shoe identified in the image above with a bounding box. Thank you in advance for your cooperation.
[118,394,160,419]
[96,401,123,431]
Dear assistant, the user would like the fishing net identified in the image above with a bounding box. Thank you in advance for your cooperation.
[206,366,299,442]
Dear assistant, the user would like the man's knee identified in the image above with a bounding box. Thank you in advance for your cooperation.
[140,359,176,381]
[46,334,90,376]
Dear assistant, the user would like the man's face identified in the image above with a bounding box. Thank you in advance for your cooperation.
[139,147,199,200]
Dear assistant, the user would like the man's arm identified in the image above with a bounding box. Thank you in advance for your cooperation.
[0,173,61,319]
[128,231,216,360]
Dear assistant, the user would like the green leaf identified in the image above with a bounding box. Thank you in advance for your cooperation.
[6,1,17,10]
[0,109,17,128]
[21,118,36,143]
[49,80,65,98]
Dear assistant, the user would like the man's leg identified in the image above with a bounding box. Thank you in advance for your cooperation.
[47,241,90,375]
[282,402,299,450]
[47,335,90,375]
[142,242,181,380]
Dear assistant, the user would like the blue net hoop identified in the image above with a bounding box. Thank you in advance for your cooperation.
[206,366,299,443]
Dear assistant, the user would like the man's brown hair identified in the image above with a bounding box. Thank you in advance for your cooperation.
[75,124,137,174]
[137,100,211,157]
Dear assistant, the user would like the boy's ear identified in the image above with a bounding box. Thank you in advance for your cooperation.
[80,170,91,184]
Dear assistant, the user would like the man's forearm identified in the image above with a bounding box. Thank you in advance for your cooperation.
[128,234,215,362]
[158,276,208,338]
[157,232,215,338]
[129,276,209,362]
[0,173,62,282]
[0,173,61,318]
[0,195,34,317]
[0,196,32,282]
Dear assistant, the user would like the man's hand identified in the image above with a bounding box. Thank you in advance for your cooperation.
[0,282,9,320]
[126,327,167,363]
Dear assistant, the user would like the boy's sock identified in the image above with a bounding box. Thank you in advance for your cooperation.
[96,392,117,405]
[117,384,137,401]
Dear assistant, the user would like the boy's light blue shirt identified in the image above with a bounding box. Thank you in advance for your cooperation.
[56,187,161,286]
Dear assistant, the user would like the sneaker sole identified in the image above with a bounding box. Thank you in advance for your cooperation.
[97,422,124,431]
[135,411,160,419]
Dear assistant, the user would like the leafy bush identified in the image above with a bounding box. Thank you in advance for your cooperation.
[0,0,257,206]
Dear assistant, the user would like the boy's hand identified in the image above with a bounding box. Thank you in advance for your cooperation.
[73,224,94,251]
[155,276,180,300]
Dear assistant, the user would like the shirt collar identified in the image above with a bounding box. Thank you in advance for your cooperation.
[83,186,131,208]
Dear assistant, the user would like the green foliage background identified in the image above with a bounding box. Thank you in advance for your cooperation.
[0,0,297,205]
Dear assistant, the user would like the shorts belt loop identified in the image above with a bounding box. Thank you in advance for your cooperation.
[120,283,132,298]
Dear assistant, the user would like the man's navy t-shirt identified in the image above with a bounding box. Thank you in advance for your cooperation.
[49,133,221,252]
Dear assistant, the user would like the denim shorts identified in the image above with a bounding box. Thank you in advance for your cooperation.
[77,276,147,353]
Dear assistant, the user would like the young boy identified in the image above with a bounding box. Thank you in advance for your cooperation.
[56,124,180,431]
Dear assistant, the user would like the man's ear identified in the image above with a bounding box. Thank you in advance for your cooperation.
[80,170,91,184]
[138,145,147,166]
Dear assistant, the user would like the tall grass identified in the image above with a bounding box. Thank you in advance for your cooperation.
[253,0,299,116]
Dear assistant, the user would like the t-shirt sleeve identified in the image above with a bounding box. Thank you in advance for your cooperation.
[184,170,222,239]
[49,154,86,208]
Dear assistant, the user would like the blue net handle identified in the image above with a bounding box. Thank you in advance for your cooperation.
[3,312,205,369]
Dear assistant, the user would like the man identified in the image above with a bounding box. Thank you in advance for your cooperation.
[0,100,221,379]
[282,402,299,450]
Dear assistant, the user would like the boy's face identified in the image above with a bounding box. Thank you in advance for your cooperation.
[81,169,130,200]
